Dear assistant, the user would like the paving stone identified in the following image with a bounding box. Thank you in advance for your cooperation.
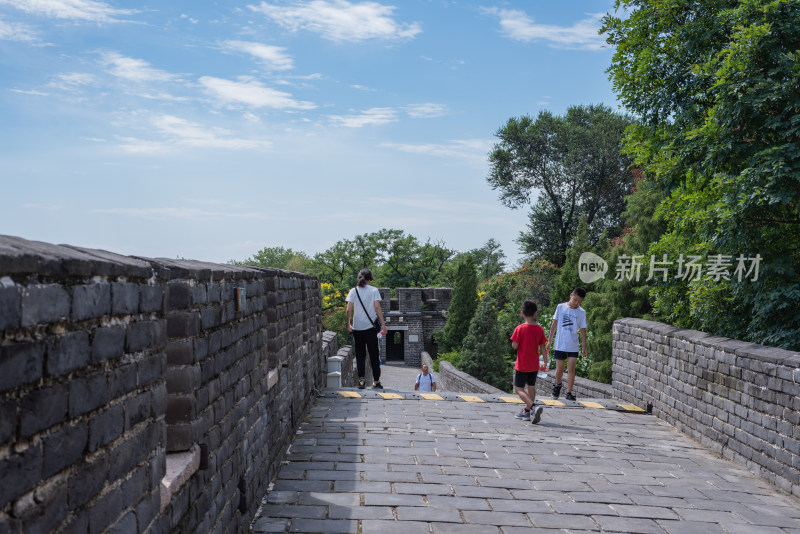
[361,520,430,534]
[453,485,513,499]
[527,512,598,530]
[657,520,728,534]
[299,492,360,506]
[394,483,454,496]
[427,496,491,511]
[289,519,358,533]
[592,515,666,534]
[328,505,394,520]
[396,506,462,523]
[431,522,501,534]
[259,505,326,520]
[364,493,425,507]
[333,481,391,493]
[610,504,680,519]
[462,511,530,527]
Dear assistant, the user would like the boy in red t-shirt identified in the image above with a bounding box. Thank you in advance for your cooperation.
[510,299,548,424]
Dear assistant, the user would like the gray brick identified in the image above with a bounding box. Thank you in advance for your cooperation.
[289,519,358,533]
[109,363,137,398]
[361,520,430,534]
[46,330,90,377]
[165,395,195,424]
[69,370,108,417]
[396,507,461,523]
[126,321,151,352]
[88,485,125,534]
[0,442,42,506]
[139,285,163,313]
[252,517,289,533]
[0,398,15,447]
[167,282,192,310]
[166,340,193,365]
[461,511,529,526]
[0,285,20,330]
[111,282,139,315]
[0,341,44,392]
[21,284,70,326]
[167,312,199,338]
[260,505,326,519]
[124,390,151,430]
[16,478,68,534]
[166,365,200,393]
[107,511,137,534]
[138,354,163,387]
[68,455,109,508]
[88,403,124,451]
[71,283,111,321]
[593,516,664,534]
[42,421,88,478]
[20,383,68,436]
[91,325,125,363]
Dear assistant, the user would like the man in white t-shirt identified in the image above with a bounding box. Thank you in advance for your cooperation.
[414,364,437,392]
[345,269,387,390]
[548,287,587,401]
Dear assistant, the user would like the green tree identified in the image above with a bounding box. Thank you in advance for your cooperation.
[460,295,513,392]
[488,104,635,266]
[471,238,506,280]
[582,175,667,383]
[232,246,311,272]
[436,256,478,352]
[549,213,592,309]
[603,0,800,349]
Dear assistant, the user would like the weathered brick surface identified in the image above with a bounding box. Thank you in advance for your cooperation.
[1,235,327,534]
[612,317,800,497]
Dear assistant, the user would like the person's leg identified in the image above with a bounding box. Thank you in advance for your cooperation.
[353,330,367,379]
[513,371,532,418]
[555,359,565,384]
[365,332,380,383]
[553,351,565,398]
[567,356,577,393]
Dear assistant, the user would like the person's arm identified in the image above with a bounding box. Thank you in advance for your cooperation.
[511,341,519,350]
[346,302,354,332]
[548,320,557,353]
[432,378,437,392]
[539,342,548,371]
[373,300,388,335]
[580,327,588,358]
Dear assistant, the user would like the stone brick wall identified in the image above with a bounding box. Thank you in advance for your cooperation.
[534,371,614,400]
[613,318,800,497]
[436,359,505,395]
[0,236,167,534]
[0,235,326,534]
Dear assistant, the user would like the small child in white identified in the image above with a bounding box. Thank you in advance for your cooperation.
[415,364,437,392]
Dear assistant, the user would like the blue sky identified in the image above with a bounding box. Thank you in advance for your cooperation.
[0,0,620,267]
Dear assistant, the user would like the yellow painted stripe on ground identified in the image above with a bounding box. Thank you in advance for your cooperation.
[458,395,485,403]
[419,393,443,400]
[338,391,362,398]
[618,404,645,412]
[579,401,606,409]
[539,399,566,406]
[499,396,524,404]
[378,393,403,400]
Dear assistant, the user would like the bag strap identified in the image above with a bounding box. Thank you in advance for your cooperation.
[354,286,376,323]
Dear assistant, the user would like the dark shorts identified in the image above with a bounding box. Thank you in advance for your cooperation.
[514,370,538,388]
[553,350,579,361]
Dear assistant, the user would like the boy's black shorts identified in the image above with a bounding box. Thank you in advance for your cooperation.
[514,370,538,388]
[553,350,579,361]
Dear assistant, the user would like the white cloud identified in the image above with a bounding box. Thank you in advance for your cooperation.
[405,103,447,119]
[0,0,135,22]
[350,84,376,91]
[199,76,316,110]
[248,0,421,42]
[328,107,397,127]
[380,138,492,167]
[100,52,179,83]
[92,207,269,221]
[116,114,273,153]
[222,40,294,71]
[23,203,62,210]
[483,8,606,51]
[11,88,49,96]
[0,17,38,41]
[49,72,97,90]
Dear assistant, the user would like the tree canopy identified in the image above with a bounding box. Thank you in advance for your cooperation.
[603,0,800,349]
[487,104,635,266]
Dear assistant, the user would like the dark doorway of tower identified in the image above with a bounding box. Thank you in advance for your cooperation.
[385,329,405,362]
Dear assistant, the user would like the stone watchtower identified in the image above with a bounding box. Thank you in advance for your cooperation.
[376,287,451,367]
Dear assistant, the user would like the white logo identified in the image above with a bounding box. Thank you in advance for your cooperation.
[578,252,608,284]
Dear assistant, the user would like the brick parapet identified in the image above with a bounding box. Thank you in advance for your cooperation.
[0,235,327,534]
[612,317,800,497]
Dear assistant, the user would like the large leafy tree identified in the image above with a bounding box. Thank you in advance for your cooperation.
[231,246,311,272]
[603,0,800,349]
[460,295,513,392]
[488,104,635,266]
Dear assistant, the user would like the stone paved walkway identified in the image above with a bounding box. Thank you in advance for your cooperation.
[374,361,446,393]
[252,396,800,534]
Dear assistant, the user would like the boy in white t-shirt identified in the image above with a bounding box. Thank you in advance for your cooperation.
[548,287,587,401]
[414,364,437,392]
